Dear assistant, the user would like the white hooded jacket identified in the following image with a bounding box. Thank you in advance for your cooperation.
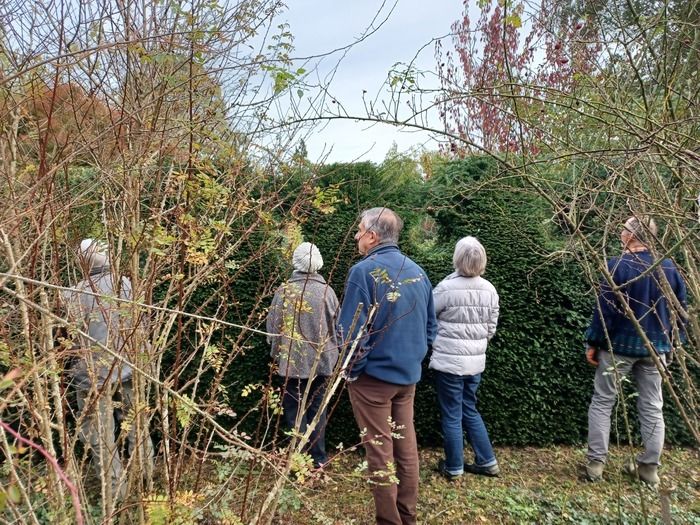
[428,272,499,376]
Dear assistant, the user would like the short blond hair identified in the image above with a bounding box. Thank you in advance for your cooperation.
[453,236,487,277]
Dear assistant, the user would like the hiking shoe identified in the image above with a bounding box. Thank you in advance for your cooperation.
[464,462,500,477]
[436,459,462,482]
[624,459,660,488]
[585,459,604,482]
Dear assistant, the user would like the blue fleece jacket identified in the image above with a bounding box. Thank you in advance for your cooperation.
[338,244,437,385]
[585,250,687,357]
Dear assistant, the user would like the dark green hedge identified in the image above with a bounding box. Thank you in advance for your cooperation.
[216,156,693,448]
[414,160,593,445]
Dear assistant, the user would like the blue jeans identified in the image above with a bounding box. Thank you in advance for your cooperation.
[435,371,496,475]
[281,376,328,467]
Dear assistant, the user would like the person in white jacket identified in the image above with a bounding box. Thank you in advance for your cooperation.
[430,236,500,480]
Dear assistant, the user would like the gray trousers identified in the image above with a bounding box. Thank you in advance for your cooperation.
[587,350,665,465]
[76,380,154,500]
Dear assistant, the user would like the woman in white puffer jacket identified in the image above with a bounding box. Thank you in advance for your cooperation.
[430,236,500,480]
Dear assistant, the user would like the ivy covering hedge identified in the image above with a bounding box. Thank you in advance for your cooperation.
[220,156,693,448]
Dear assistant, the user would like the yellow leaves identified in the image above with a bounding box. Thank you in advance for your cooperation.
[174,490,201,507]
[149,225,176,256]
[266,388,283,416]
[120,406,134,434]
[185,247,211,266]
[281,221,303,259]
[240,384,282,416]
[146,491,204,525]
[370,268,392,284]
[278,282,313,355]
[175,394,196,428]
[0,343,10,368]
[505,13,522,28]
[204,344,223,372]
[181,217,219,266]
[312,185,343,215]
[240,382,261,398]
[386,291,401,303]
[289,451,313,483]
[156,170,234,265]
[187,172,230,207]
[119,401,149,434]
[20,163,37,176]
[256,209,274,229]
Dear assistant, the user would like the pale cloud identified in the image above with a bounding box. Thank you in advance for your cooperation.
[279,0,464,163]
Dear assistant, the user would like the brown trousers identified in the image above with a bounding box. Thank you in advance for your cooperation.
[348,374,419,525]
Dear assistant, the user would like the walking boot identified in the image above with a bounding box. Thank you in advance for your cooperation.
[585,459,604,482]
[625,459,660,488]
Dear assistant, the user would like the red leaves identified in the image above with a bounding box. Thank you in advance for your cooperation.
[435,0,601,155]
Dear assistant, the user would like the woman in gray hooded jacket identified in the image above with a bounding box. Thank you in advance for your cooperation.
[62,239,154,501]
[430,236,500,480]
[266,242,339,468]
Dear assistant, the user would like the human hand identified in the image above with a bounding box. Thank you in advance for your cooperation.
[586,347,599,366]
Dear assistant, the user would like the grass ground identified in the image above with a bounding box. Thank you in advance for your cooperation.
[272,446,700,524]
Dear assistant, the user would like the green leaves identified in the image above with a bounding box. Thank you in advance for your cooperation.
[0,481,22,511]
[261,23,305,95]
[0,368,20,392]
[262,65,307,95]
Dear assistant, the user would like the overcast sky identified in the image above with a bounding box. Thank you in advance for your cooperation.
[277,0,465,163]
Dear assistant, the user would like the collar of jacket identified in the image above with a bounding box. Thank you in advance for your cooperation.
[288,270,327,284]
[89,264,110,276]
[365,242,399,258]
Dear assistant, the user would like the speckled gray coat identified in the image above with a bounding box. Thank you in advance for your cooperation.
[266,271,340,378]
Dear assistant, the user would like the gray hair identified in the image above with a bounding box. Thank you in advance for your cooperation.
[360,207,403,243]
[453,236,487,277]
[624,216,657,245]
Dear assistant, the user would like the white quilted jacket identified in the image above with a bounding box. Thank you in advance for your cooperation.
[428,272,499,376]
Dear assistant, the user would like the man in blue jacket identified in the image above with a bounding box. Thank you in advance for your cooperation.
[584,216,687,487]
[339,207,436,525]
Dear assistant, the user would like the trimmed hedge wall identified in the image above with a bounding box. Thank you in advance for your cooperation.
[417,159,593,445]
[219,156,693,448]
